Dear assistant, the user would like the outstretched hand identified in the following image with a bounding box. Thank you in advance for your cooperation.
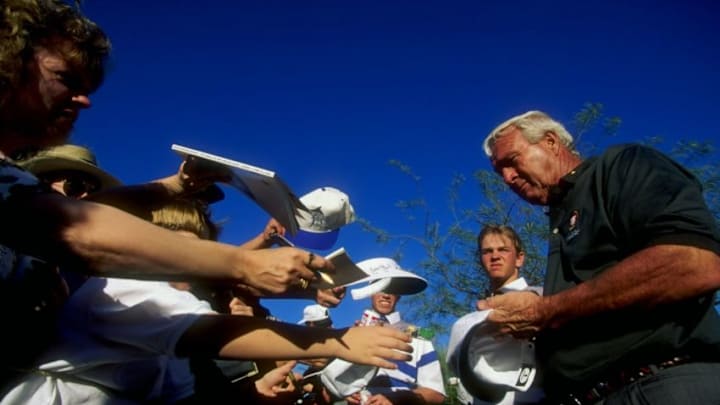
[334,326,413,369]
[316,286,346,307]
[239,247,334,295]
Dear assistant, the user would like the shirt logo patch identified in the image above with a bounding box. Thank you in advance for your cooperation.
[566,210,580,241]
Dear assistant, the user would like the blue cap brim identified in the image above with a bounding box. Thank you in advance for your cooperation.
[287,229,340,250]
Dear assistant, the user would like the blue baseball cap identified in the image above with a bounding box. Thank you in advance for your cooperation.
[288,187,356,250]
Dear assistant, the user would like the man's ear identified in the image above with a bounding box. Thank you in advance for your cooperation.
[543,131,561,155]
[516,250,526,269]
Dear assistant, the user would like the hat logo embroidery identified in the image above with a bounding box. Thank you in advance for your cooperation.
[516,365,532,386]
[309,208,326,229]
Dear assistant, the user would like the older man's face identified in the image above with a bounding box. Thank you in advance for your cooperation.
[490,126,559,205]
[2,44,93,149]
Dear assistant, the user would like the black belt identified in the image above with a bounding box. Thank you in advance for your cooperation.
[551,355,693,405]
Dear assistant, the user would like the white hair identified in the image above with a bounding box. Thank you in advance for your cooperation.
[483,110,575,156]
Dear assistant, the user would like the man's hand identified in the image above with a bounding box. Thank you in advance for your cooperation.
[316,286,346,307]
[228,296,255,316]
[254,360,298,398]
[364,393,393,405]
[476,291,546,339]
[179,156,232,192]
[346,392,362,405]
[154,156,231,197]
[262,218,285,242]
[238,218,287,250]
[239,247,331,294]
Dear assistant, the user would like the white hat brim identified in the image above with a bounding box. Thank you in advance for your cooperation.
[348,268,428,300]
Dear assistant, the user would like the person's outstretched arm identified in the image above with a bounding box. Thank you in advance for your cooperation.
[83,158,226,219]
[3,193,322,293]
[177,315,413,369]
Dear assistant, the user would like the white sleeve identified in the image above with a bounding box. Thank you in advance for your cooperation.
[65,278,215,355]
[414,338,447,396]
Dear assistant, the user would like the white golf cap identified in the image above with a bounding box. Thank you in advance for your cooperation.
[297,304,330,324]
[446,278,538,402]
[348,257,428,300]
[288,187,356,250]
[319,358,378,398]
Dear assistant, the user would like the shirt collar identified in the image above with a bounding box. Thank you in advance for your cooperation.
[548,157,596,205]
[385,311,402,324]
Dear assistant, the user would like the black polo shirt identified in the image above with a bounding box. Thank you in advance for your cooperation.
[538,144,720,390]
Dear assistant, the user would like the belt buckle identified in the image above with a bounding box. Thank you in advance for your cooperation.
[556,355,693,405]
[557,378,613,405]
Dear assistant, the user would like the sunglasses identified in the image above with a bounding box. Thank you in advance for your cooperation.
[42,171,101,198]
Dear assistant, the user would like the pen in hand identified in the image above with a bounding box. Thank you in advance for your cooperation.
[270,232,335,286]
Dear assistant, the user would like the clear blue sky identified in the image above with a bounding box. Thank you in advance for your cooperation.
[72,1,719,337]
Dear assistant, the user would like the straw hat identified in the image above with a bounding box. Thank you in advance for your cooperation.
[18,144,121,190]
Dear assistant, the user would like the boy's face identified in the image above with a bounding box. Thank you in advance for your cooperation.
[479,233,524,287]
[371,291,400,315]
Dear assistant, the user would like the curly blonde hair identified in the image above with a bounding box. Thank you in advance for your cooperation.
[0,0,110,106]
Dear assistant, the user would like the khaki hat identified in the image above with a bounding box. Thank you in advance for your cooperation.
[18,144,121,191]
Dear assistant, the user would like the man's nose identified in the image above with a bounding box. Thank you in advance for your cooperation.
[501,167,516,184]
[72,94,91,109]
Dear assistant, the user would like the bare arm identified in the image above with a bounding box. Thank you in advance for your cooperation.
[363,387,445,405]
[478,244,720,336]
[3,193,319,293]
[177,315,413,369]
[412,387,446,404]
[237,218,285,250]
[83,160,224,219]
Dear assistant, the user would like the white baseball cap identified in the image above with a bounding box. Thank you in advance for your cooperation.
[348,257,428,300]
[446,278,538,402]
[288,187,356,250]
[297,304,331,324]
[319,358,378,398]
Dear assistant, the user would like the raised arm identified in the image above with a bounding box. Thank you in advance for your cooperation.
[83,158,227,219]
